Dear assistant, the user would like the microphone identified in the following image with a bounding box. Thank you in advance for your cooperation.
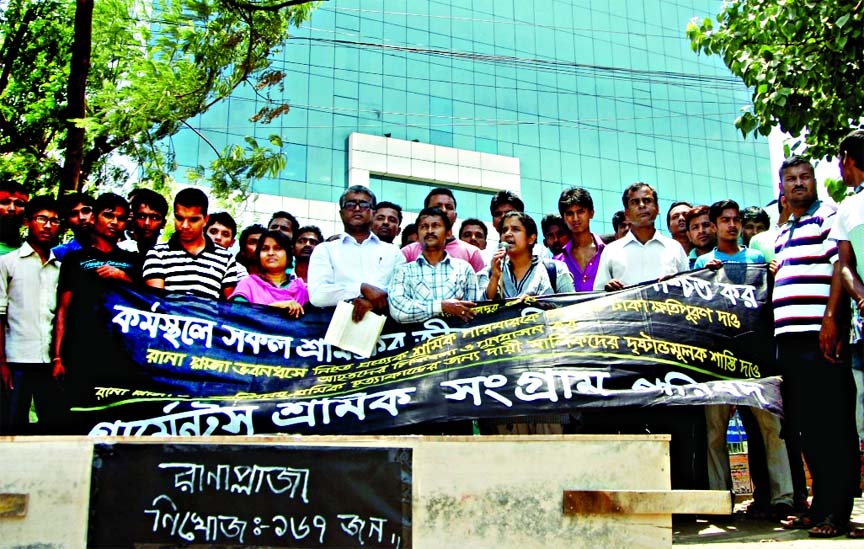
[499,241,510,269]
[497,242,510,298]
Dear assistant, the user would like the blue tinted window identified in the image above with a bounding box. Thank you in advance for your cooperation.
[174,0,774,233]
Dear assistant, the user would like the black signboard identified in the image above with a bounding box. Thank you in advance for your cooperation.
[66,266,780,435]
[88,444,412,548]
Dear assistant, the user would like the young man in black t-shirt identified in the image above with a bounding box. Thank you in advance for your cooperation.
[52,193,140,384]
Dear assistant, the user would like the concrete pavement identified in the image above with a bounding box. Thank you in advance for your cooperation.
[675,498,864,547]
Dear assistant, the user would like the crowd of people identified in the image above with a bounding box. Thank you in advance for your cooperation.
[2,129,864,537]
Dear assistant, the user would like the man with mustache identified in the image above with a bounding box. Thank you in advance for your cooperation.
[685,205,717,268]
[666,201,693,254]
[371,201,403,244]
[592,182,696,493]
[388,206,478,324]
[773,156,858,538]
[402,188,485,272]
[594,182,688,291]
[292,225,322,284]
[308,185,405,322]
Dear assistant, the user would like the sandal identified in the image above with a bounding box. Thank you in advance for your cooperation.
[848,528,864,539]
[770,503,794,523]
[781,515,813,530]
[742,502,771,520]
[809,517,850,538]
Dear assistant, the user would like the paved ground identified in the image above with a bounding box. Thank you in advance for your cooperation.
[675,498,864,547]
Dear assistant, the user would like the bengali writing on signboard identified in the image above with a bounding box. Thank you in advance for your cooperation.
[85,373,775,437]
[88,445,411,548]
[71,267,779,435]
[109,274,757,373]
[108,274,761,391]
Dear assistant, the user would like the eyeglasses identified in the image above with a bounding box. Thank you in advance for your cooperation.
[0,198,26,208]
[135,212,163,222]
[33,215,61,226]
[628,197,656,207]
[342,200,372,211]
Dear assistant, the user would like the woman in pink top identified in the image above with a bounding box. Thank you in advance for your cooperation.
[230,230,307,317]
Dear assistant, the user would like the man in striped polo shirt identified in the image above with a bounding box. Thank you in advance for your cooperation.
[143,188,242,300]
[773,156,858,537]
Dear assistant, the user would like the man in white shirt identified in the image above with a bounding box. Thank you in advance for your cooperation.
[590,182,698,493]
[0,196,63,434]
[593,182,689,290]
[308,185,405,322]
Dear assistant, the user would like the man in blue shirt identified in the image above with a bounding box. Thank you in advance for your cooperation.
[694,200,796,522]
[694,199,765,268]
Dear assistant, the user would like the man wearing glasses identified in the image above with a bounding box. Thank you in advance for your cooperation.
[593,182,688,291]
[0,196,63,433]
[0,180,29,256]
[308,185,405,322]
[52,192,95,261]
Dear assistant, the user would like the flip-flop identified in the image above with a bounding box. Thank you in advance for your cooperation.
[809,518,850,539]
[848,528,864,539]
[781,515,813,530]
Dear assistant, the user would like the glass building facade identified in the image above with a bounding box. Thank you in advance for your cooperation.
[171,0,773,238]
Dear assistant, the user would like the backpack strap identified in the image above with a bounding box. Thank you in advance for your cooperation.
[542,259,558,293]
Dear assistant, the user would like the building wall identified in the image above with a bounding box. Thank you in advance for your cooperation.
[171,0,773,239]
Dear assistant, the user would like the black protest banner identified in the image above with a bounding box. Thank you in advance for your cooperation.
[66,264,780,436]
[88,444,411,547]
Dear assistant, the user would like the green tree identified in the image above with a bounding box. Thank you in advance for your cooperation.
[0,0,317,200]
[687,1,863,161]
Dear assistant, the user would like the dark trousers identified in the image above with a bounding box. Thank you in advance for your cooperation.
[777,334,859,522]
[5,363,67,435]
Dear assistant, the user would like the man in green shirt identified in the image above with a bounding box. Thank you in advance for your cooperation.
[0,180,28,256]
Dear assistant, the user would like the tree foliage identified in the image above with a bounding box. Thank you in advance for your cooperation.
[0,0,317,200]
[687,1,863,161]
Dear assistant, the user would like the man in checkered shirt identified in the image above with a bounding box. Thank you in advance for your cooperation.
[388,207,478,324]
